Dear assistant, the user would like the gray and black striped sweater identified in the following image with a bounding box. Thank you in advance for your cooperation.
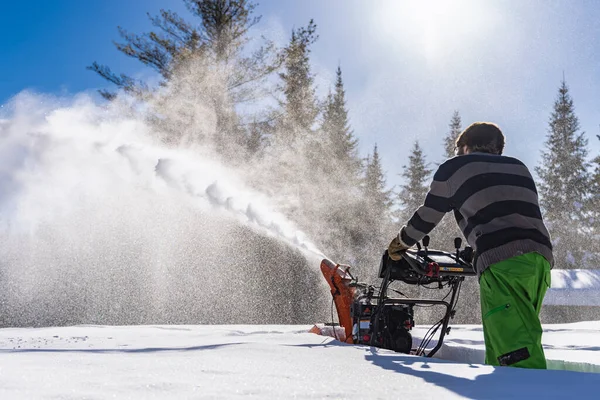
[400,152,554,275]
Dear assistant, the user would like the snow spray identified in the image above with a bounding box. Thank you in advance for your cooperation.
[0,92,329,327]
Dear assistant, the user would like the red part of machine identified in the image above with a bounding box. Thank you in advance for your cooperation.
[314,258,356,344]
[426,262,440,278]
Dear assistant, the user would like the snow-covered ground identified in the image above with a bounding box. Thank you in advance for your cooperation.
[1,323,599,399]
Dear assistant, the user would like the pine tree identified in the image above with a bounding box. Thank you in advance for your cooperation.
[321,66,361,183]
[592,135,600,212]
[362,145,394,228]
[443,110,462,159]
[89,0,274,98]
[278,20,319,141]
[265,19,321,200]
[397,141,432,223]
[535,80,591,268]
[364,145,394,222]
[258,19,319,204]
[356,145,394,266]
[396,141,456,322]
[246,120,265,157]
[89,0,279,151]
[589,135,600,258]
[435,111,465,249]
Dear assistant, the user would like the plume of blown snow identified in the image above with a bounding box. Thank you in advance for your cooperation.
[0,91,329,327]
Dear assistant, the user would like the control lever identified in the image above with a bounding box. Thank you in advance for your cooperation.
[454,237,462,260]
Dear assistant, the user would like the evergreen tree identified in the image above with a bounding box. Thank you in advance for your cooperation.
[89,0,279,152]
[278,20,319,141]
[312,65,365,266]
[396,141,453,322]
[443,110,462,159]
[258,20,319,204]
[90,0,273,99]
[266,19,320,199]
[589,135,600,254]
[364,144,394,222]
[592,135,600,212]
[435,111,465,249]
[535,80,591,268]
[356,145,394,267]
[321,66,361,183]
[329,144,391,276]
[397,141,432,223]
[246,120,265,157]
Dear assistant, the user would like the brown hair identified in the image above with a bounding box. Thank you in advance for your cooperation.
[456,122,505,155]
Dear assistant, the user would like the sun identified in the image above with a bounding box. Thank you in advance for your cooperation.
[373,0,498,61]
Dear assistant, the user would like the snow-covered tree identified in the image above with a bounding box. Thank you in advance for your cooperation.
[535,80,591,268]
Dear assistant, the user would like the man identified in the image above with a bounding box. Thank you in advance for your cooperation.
[389,122,553,369]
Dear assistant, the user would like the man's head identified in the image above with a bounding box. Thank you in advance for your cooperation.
[455,122,505,156]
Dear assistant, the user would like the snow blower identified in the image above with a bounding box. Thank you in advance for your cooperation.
[311,235,476,357]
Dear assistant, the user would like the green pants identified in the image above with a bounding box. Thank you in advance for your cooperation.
[479,252,551,369]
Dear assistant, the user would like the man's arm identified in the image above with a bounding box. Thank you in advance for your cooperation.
[399,170,453,247]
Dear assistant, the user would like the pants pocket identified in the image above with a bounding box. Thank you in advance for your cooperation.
[482,301,535,366]
[483,303,510,319]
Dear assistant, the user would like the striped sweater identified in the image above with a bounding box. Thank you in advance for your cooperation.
[400,152,554,275]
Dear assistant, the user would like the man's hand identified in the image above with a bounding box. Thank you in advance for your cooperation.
[388,234,410,261]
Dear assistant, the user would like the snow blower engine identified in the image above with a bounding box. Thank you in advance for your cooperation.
[312,235,476,357]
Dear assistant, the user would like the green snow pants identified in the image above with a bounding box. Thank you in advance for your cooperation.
[479,252,551,369]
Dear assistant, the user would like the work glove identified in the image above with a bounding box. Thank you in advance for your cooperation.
[388,233,410,261]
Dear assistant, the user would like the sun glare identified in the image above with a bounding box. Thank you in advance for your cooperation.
[374,0,498,61]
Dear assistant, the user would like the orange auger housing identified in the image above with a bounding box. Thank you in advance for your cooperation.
[309,259,356,344]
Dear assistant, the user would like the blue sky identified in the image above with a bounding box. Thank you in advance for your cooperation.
[1,0,599,189]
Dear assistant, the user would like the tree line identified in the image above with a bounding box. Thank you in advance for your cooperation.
[90,0,600,271]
